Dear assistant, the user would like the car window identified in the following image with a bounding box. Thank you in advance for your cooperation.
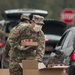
[61,31,72,48]
[56,31,69,47]
[67,32,73,47]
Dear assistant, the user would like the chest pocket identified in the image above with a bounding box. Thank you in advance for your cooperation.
[20,30,38,43]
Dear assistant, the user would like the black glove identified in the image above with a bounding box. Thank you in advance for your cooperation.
[53,50,63,55]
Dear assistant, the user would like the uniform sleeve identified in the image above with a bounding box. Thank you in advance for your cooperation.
[8,25,22,48]
[4,39,10,57]
[35,31,45,62]
[8,24,30,49]
[8,23,30,49]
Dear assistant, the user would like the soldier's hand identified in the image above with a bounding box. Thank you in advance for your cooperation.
[17,45,32,51]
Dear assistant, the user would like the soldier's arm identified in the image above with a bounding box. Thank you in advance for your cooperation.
[8,26,21,48]
[8,25,29,49]
[4,39,10,57]
[35,31,45,62]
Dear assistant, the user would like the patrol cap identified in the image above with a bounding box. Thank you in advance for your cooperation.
[20,14,30,20]
[32,15,44,24]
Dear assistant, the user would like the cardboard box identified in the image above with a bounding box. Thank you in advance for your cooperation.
[0,60,68,75]
[22,60,68,75]
[0,69,9,75]
[21,42,38,46]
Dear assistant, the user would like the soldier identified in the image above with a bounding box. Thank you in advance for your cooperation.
[5,13,30,55]
[4,14,30,68]
[7,14,45,75]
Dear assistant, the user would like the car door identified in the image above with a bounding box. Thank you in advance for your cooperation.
[55,30,73,54]
[55,30,74,65]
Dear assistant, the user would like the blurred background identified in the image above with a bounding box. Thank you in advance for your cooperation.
[0,0,75,21]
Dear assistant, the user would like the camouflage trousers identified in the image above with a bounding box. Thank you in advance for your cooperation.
[9,55,36,75]
[9,61,22,75]
[9,49,39,75]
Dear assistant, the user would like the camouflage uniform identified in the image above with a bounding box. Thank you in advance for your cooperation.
[8,15,45,75]
[4,14,30,59]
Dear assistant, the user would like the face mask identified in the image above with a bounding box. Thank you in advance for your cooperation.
[33,24,42,32]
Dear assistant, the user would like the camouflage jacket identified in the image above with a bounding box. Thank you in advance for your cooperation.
[8,22,45,62]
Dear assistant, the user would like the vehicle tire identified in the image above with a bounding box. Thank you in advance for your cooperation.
[68,66,75,75]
